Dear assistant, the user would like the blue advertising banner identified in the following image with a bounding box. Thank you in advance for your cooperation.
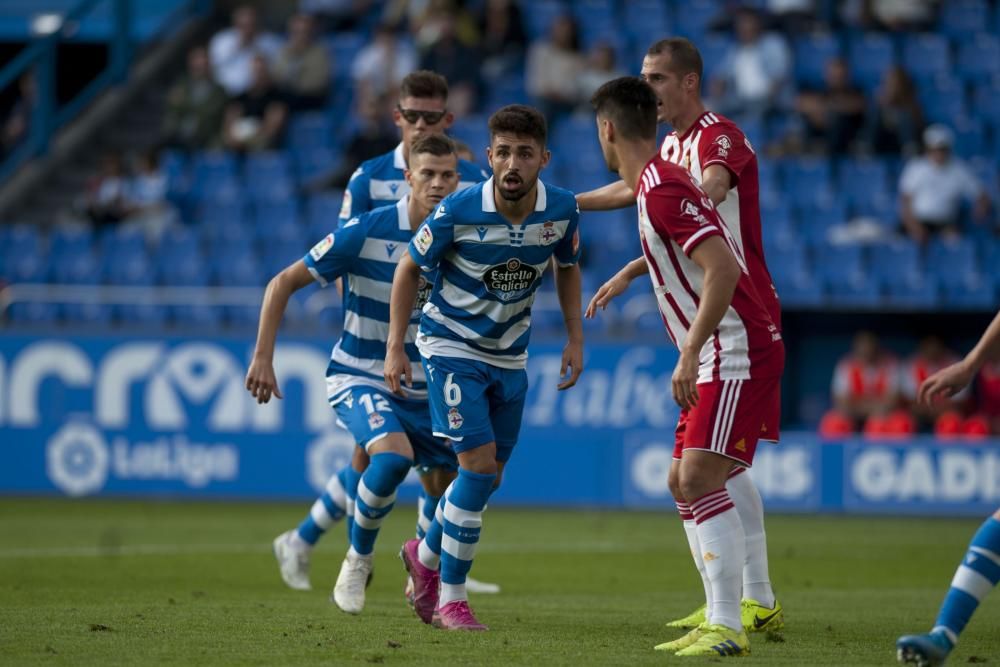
[2,334,998,515]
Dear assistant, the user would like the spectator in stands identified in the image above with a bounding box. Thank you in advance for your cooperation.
[350,22,418,110]
[272,13,330,111]
[84,152,130,228]
[902,336,970,433]
[162,46,228,151]
[2,71,35,157]
[820,331,905,437]
[477,0,526,80]
[898,124,991,243]
[765,0,819,34]
[843,0,938,32]
[125,150,177,243]
[322,94,398,188]
[222,55,289,152]
[526,14,586,121]
[865,66,924,157]
[793,57,867,155]
[209,5,282,97]
[578,43,626,102]
[404,0,479,51]
[418,12,481,115]
[709,7,791,122]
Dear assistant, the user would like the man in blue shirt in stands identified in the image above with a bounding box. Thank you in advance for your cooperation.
[386,104,584,630]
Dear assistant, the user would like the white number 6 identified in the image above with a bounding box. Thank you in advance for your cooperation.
[444,373,462,407]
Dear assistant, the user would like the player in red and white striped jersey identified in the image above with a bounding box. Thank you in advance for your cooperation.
[577,37,785,637]
[586,77,783,657]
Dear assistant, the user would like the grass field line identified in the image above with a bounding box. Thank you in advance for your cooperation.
[0,540,663,559]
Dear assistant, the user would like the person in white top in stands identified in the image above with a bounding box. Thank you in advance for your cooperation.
[899,124,992,243]
[209,5,283,97]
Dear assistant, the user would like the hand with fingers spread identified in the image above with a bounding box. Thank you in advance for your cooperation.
[558,338,584,390]
[246,356,283,404]
[671,349,700,410]
[384,344,413,396]
[918,359,976,407]
[586,273,632,319]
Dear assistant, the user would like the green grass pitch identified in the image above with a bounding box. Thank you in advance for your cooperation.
[1,499,998,665]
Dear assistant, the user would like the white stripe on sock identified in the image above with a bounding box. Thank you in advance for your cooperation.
[353,509,383,531]
[970,546,1000,568]
[441,534,478,561]
[326,474,347,510]
[443,502,483,528]
[309,499,335,529]
[952,564,995,601]
[357,479,397,509]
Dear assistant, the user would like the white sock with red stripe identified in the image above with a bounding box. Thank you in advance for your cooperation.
[727,469,776,608]
[690,487,746,633]
[677,501,713,623]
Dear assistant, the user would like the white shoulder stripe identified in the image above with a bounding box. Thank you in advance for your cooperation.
[682,226,719,254]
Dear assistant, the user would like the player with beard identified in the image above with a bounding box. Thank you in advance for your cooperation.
[386,105,584,630]
[577,37,784,635]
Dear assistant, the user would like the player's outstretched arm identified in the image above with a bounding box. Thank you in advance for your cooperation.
[919,309,1000,406]
[247,260,315,404]
[576,179,635,211]
[701,165,733,207]
[385,253,421,395]
[674,237,741,410]
[585,256,647,318]
[554,263,584,390]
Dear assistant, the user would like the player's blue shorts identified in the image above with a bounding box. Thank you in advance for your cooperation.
[330,385,456,471]
[421,355,529,462]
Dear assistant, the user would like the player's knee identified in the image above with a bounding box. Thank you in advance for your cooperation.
[456,442,498,475]
[492,465,505,490]
[420,467,456,497]
[368,433,415,460]
[678,465,716,503]
[667,466,682,500]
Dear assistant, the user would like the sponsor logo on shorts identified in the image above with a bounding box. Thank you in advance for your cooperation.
[483,258,538,302]
[447,407,464,430]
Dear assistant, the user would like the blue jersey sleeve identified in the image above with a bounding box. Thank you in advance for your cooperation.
[408,201,455,271]
[338,167,370,226]
[554,201,582,267]
[303,217,366,286]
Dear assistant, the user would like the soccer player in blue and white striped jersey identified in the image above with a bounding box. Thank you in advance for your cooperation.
[338,70,488,225]
[247,135,467,613]
[387,105,584,630]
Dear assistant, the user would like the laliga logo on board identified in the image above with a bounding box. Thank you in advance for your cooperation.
[46,422,109,497]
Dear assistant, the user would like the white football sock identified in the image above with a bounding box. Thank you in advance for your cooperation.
[728,471,775,608]
[440,582,466,605]
[691,489,746,633]
[678,500,713,624]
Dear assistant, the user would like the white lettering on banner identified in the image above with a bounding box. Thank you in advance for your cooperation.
[525,348,675,428]
[9,343,93,427]
[748,446,813,500]
[252,345,337,433]
[45,421,238,496]
[146,343,247,431]
[630,444,674,498]
[95,343,163,429]
[851,448,1000,503]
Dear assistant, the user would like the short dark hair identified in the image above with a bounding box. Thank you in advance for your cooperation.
[590,77,658,141]
[399,70,449,101]
[488,104,547,146]
[647,37,703,83]
[408,134,457,166]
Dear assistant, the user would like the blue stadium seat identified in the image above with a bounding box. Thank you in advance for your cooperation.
[2,252,49,283]
[8,300,59,324]
[49,226,94,260]
[448,115,491,156]
[196,196,246,228]
[485,74,529,110]
[773,270,822,308]
[766,244,808,285]
[253,200,301,243]
[794,33,841,89]
[245,151,293,194]
[902,34,951,83]
[867,241,920,288]
[572,0,617,49]
[883,274,939,310]
[940,0,992,39]
[673,0,721,40]
[306,191,346,233]
[521,0,569,40]
[846,33,895,92]
[956,34,1000,83]
[951,116,985,159]
[105,252,153,286]
[974,80,1000,124]
[927,238,978,274]
[796,198,846,245]
[211,254,261,287]
[325,33,366,79]
[288,112,333,153]
[622,0,672,44]
[939,272,995,309]
[157,251,207,286]
[158,226,200,260]
[918,76,966,124]
[837,158,889,212]
[2,223,43,259]
[102,225,146,258]
[293,147,340,186]
[698,34,733,84]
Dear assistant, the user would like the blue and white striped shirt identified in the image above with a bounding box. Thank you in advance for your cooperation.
[338,143,489,225]
[305,197,435,400]
[408,177,581,369]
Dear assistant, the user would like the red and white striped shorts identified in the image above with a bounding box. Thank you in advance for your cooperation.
[672,375,781,467]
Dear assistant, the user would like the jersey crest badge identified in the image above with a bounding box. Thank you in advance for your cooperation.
[368,412,385,430]
[538,221,559,246]
[447,407,464,430]
[414,224,433,255]
[714,135,732,157]
[309,233,334,261]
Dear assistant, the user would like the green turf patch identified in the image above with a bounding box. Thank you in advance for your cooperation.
[1,499,998,665]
